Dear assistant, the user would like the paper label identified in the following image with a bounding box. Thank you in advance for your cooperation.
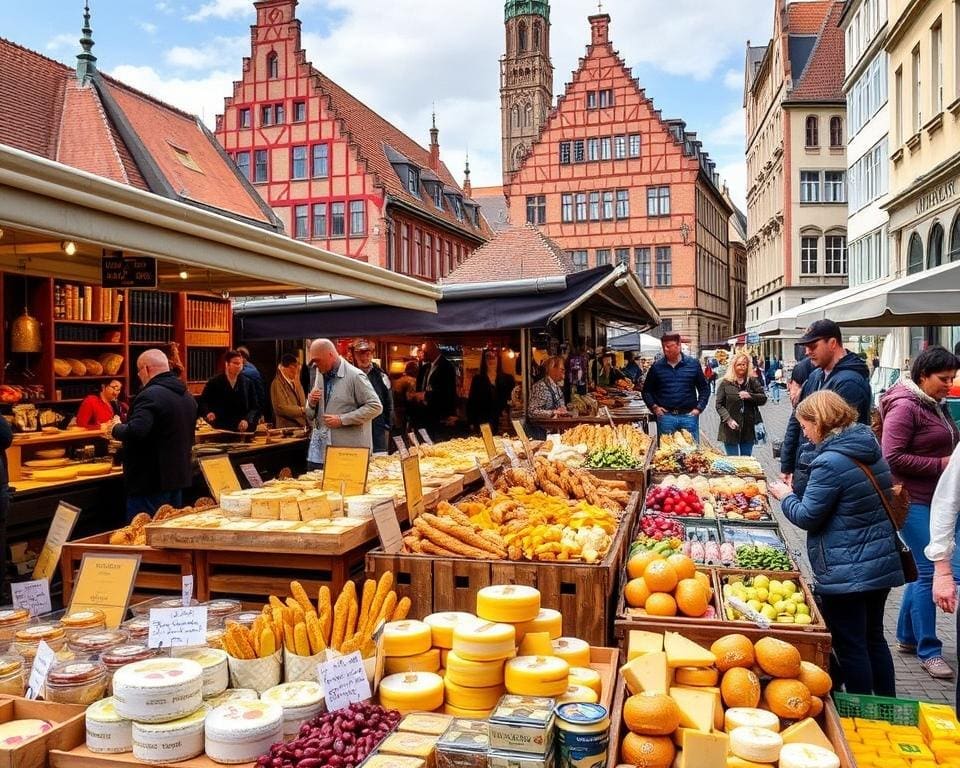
[407,431,420,448]
[26,640,55,700]
[322,446,370,496]
[417,428,434,445]
[401,453,424,520]
[393,436,410,458]
[32,501,81,581]
[725,596,770,629]
[602,406,616,428]
[182,575,194,607]
[372,499,403,554]
[479,423,498,460]
[147,606,209,648]
[69,553,141,628]
[317,651,372,711]
[240,463,263,488]
[199,455,242,503]
[475,457,495,494]
[511,419,535,467]
[11,579,51,617]
[503,443,521,469]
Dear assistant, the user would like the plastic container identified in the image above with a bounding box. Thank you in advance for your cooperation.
[554,702,609,768]
[0,608,30,643]
[101,644,161,674]
[13,623,66,661]
[204,700,284,764]
[67,628,129,656]
[0,656,25,696]
[121,615,151,641]
[44,659,110,705]
[204,599,242,622]
[436,718,489,768]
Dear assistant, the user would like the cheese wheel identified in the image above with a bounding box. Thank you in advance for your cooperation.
[382,621,433,658]
[551,637,590,667]
[86,698,131,754]
[205,700,284,765]
[729,726,784,763]
[172,647,229,699]
[568,666,602,697]
[424,612,476,649]
[452,620,516,661]
[112,658,204,724]
[557,684,599,704]
[724,707,781,733]
[385,648,442,675]
[504,655,570,697]
[476,585,541,623]
[444,651,506,688]
[440,649,450,668]
[443,677,505,710]
[674,666,719,687]
[443,702,492,719]
[778,743,840,768]
[378,672,444,713]
[517,631,553,657]
[513,608,563,641]
[132,707,207,764]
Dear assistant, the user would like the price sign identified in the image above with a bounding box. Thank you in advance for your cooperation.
[417,428,434,445]
[147,606,208,649]
[475,458,495,494]
[393,436,410,458]
[407,431,420,449]
[69,553,141,628]
[102,254,158,288]
[372,499,403,554]
[317,651,372,711]
[11,579,51,617]
[503,443,521,469]
[199,455,242,503]
[26,641,56,700]
[32,501,80,581]
[240,463,263,488]
[182,575,194,607]
[322,446,370,496]
[479,423,498,460]
[601,406,616,428]
[400,453,424,520]
[511,419,535,468]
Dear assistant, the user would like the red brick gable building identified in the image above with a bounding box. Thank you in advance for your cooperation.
[215,0,490,279]
[503,12,734,350]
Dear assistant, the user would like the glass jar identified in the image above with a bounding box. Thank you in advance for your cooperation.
[205,599,242,622]
[0,609,30,644]
[0,656,25,697]
[101,644,161,674]
[60,609,107,638]
[67,628,129,656]
[44,659,109,705]
[122,616,151,641]
[13,623,66,662]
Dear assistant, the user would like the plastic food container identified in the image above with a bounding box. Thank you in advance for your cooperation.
[204,599,242,621]
[60,608,107,637]
[121,616,151,641]
[204,700,284,764]
[13,623,66,661]
[101,644,161,672]
[223,611,263,629]
[129,596,200,616]
[0,608,30,643]
[436,719,489,768]
[67,628,129,656]
[132,707,208,763]
[0,656,25,696]
[44,659,109,705]
[85,697,133,754]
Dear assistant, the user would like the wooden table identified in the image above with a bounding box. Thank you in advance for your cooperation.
[528,407,651,433]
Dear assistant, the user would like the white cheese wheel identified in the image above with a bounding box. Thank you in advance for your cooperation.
[203,688,259,709]
[382,620,433,658]
[205,700,284,764]
[260,681,324,738]
[378,672,444,713]
[132,707,207,764]
[113,658,204,724]
[729,726,784,764]
[724,707,781,733]
[476,585,541,623]
[85,698,132,754]
[778,743,840,768]
[172,647,229,699]
[424,612,476,649]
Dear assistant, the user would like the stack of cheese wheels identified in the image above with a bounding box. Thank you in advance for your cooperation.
[382,620,440,676]
[378,672,445,713]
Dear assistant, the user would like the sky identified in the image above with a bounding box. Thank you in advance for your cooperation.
[7,0,774,210]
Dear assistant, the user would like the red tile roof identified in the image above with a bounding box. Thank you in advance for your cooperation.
[443,224,572,284]
[789,1,846,102]
[787,1,831,34]
[0,39,67,160]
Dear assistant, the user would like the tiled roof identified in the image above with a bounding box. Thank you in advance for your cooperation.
[789,1,846,103]
[0,38,67,160]
[443,224,572,284]
[470,185,511,232]
[787,1,831,34]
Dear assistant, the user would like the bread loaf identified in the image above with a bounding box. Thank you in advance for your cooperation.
[98,353,123,375]
[81,359,104,376]
[53,359,72,377]
[65,358,87,376]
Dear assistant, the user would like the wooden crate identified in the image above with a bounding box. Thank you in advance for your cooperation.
[713,568,828,630]
[0,696,86,768]
[59,532,197,605]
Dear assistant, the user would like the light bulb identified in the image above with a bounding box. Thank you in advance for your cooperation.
[179,270,189,280]
[61,240,77,256]
[507,349,516,359]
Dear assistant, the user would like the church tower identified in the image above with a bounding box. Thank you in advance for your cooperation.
[500,0,553,184]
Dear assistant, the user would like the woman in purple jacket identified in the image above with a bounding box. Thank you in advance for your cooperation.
[879,346,960,679]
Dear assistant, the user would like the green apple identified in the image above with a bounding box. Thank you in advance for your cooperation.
[753,574,770,589]
[776,614,796,623]
[795,604,810,616]
[760,604,778,620]
[781,580,798,596]
[747,599,764,613]
[773,600,788,613]
[790,592,806,604]
[755,587,769,602]
[794,614,813,625]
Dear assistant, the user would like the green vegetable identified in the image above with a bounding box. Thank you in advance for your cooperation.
[734,544,792,571]
[584,447,639,470]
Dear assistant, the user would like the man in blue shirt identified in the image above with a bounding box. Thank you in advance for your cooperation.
[641,334,711,441]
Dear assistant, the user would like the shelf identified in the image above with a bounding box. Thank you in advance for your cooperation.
[129,323,175,328]
[54,341,125,347]
[185,328,230,333]
[55,375,123,380]
[54,320,123,326]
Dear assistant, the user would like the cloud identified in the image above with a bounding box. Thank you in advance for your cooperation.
[165,36,247,70]
[155,1,173,12]
[107,64,237,126]
[705,108,746,148]
[723,69,743,90]
[717,160,747,212]
[45,33,77,52]
[138,22,158,35]
[186,0,253,22]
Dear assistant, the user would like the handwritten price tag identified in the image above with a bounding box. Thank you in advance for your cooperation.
[182,575,194,607]
[240,463,263,488]
[372,499,403,554]
[147,606,208,649]
[317,651,371,711]
[11,579,51,617]
[417,428,434,445]
[393,436,410,458]
[26,641,56,700]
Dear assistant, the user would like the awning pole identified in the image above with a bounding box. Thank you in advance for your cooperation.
[521,327,531,432]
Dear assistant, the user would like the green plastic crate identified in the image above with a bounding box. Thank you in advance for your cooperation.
[833,692,920,726]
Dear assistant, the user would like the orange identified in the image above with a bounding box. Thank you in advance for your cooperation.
[627,550,662,579]
[644,592,677,617]
[623,692,681,735]
[643,559,678,593]
[710,634,755,672]
[624,577,652,608]
[621,733,675,768]
[666,553,697,581]
[674,578,709,617]
[693,571,712,592]
[720,667,761,708]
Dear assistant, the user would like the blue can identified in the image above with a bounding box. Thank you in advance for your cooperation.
[554,702,609,768]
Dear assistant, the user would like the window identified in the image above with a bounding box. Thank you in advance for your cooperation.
[573,140,585,163]
[400,224,410,272]
[929,222,945,268]
[912,45,922,132]
[658,319,673,334]
[312,203,327,238]
[596,249,610,266]
[559,142,571,164]
[952,214,960,261]
[294,101,306,122]
[602,191,614,220]
[647,186,670,216]
[445,240,453,273]
[830,116,842,147]
[825,235,847,275]
[801,236,818,274]
[275,104,285,124]
[587,138,599,161]
[267,52,278,79]
[533,21,541,50]
[261,105,272,126]
[254,149,268,183]
[635,247,652,287]
[291,146,307,179]
[312,144,328,178]
[349,200,365,236]
[526,195,546,225]
[615,248,630,266]
[331,202,345,238]
[569,250,588,271]
[235,151,250,180]
[517,20,527,52]
[616,189,629,218]
[824,171,845,203]
[239,108,250,128]
[451,196,463,221]
[600,137,611,160]
[293,205,308,239]
[589,192,600,221]
[628,134,641,157]
[800,171,821,202]
[655,246,672,286]
[586,91,598,110]
[895,66,904,145]
[406,167,419,196]
[424,234,434,278]
[614,135,627,159]
[575,193,587,222]
[908,232,924,273]
[561,194,574,223]
[805,115,819,147]
[933,18,944,114]
[599,89,613,107]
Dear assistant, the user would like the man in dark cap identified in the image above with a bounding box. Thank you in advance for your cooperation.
[351,339,392,453]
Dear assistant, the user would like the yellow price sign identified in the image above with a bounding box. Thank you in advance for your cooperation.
[69,553,141,628]
[33,501,80,581]
[479,423,498,460]
[511,419,535,467]
[198,455,241,503]
[322,446,370,496]
[401,453,424,521]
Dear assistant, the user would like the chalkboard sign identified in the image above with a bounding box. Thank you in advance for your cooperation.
[102,255,158,288]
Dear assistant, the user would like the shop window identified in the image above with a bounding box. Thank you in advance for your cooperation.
[929,222,945,268]
[908,232,924,273]
[805,115,819,147]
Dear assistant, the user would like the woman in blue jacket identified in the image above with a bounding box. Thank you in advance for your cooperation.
[770,390,905,696]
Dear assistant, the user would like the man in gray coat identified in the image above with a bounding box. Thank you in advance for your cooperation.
[305,338,383,469]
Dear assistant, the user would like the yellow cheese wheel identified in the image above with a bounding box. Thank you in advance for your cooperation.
[674,666,720,687]
[476,585,541,624]
[440,649,449,668]
[384,648,442,675]
[517,631,554,657]
[443,677,505,710]
[513,608,563,641]
[551,637,590,667]
[444,651,506,688]
[378,672,444,713]
[382,621,432,658]
[452,620,516,662]
[504,655,569,697]
[568,666,602,697]
[556,684,599,704]
[443,702,492,719]
[424,612,476,649]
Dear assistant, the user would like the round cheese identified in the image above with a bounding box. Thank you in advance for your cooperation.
[513,608,563,641]
[424,612,476,649]
[551,637,590,667]
[385,648,442,675]
[779,743,840,768]
[172,647,229,699]
[112,658,204,724]
[383,620,433,658]
[443,677,505,711]
[260,681,324,737]
[568,666,602,697]
[556,683,599,704]
[505,655,570,697]
[205,700,284,764]
[444,651,506,689]
[203,688,259,709]
[729,726,784,764]
[85,698,132,754]
[724,708,781,733]
[674,666,719,686]
[452,620,516,662]
[443,702,493,719]
[132,707,207,764]
[476,585,541,623]
[0,719,53,748]
[378,672,444,713]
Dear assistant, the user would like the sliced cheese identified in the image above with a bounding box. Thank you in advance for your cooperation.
[504,655,569,697]
[517,631,553,657]
[778,743,839,768]
[674,666,719,686]
[627,630,663,659]
[551,637,590,666]
[622,651,672,695]
[728,726,783,764]
[513,608,563,641]
[476,585,541,623]
[781,718,832,752]
[664,631,716,668]
[671,685,723,731]
[679,729,728,768]
[669,686,716,734]
[383,620,433,658]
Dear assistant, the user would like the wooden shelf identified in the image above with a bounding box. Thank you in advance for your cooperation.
[55,375,123,380]
[54,319,123,326]
[54,341,125,347]
[129,323,175,328]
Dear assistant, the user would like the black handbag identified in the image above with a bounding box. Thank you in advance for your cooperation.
[854,460,918,583]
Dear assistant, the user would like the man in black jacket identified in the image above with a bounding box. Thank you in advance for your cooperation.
[412,341,458,440]
[198,350,260,432]
[351,339,392,453]
[112,349,197,521]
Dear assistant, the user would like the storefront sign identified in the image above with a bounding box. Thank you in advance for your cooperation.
[69,553,141,628]
[199,455,242,503]
[479,423,498,460]
[916,179,957,215]
[322,447,370,496]
[372,499,403,554]
[400,453,424,520]
[32,501,81,581]
[102,254,158,288]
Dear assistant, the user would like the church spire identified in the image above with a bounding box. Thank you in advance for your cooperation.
[463,153,472,198]
[429,107,440,172]
[76,0,97,84]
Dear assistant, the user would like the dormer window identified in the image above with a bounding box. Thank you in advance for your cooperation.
[451,195,463,221]
[407,167,420,196]
[267,52,279,79]
[428,184,443,209]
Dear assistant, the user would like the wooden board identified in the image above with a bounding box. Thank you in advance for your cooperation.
[0,696,86,768]
[50,746,254,768]
[589,645,619,715]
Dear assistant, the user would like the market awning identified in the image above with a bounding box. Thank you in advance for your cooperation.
[236,264,659,340]
[0,144,439,312]
[796,261,960,327]
[750,282,888,337]
[607,331,662,354]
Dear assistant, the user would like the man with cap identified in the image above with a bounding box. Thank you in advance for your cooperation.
[641,333,711,441]
[351,339,392,454]
[780,319,872,495]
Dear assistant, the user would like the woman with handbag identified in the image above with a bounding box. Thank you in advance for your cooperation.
[770,390,905,695]
[715,353,767,456]
[878,345,960,679]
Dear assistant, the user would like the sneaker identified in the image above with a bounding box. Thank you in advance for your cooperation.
[921,656,955,679]
[896,641,917,654]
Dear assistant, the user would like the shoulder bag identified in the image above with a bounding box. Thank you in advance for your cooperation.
[853,459,917,583]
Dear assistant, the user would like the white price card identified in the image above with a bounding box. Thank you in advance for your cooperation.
[11,579,52,617]
[147,606,208,649]
[372,499,403,554]
[240,463,264,488]
[26,641,56,700]
[182,575,194,607]
[417,428,434,445]
[502,443,521,469]
[393,436,410,458]
[317,651,371,711]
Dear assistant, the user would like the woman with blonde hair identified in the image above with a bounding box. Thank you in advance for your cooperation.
[714,352,766,456]
[770,390,905,695]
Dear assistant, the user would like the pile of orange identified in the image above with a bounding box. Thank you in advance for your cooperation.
[624,551,713,618]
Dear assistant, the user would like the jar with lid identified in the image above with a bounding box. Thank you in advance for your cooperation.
[0,656,25,696]
[60,609,107,638]
[224,611,262,629]
[45,659,109,705]
[204,599,241,622]
[121,616,150,641]
[67,628,129,657]
[0,609,31,643]
[13,623,66,661]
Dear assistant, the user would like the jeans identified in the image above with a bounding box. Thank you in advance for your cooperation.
[307,461,323,471]
[819,588,896,696]
[897,502,960,660]
[372,427,390,454]
[126,489,183,523]
[769,384,781,403]
[657,413,699,442]
[724,441,754,456]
